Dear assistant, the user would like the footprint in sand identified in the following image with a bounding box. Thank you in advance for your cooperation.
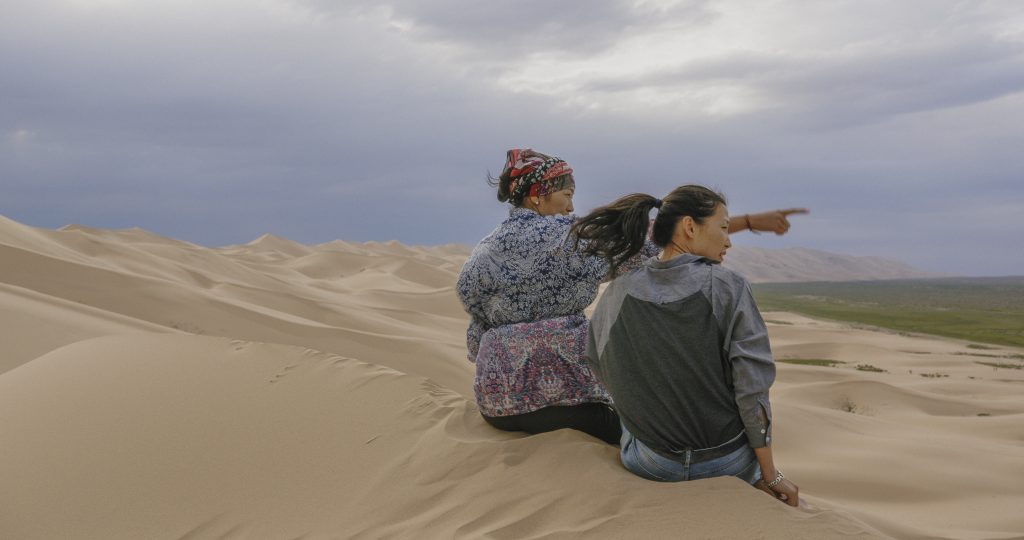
[269,364,298,383]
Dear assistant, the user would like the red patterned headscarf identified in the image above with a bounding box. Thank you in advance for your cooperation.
[502,148,574,204]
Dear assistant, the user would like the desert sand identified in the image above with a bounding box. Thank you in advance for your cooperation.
[2,213,1022,540]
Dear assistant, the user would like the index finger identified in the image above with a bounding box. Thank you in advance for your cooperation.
[779,208,810,216]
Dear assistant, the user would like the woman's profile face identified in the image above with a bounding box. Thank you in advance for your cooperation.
[690,204,732,262]
[533,187,575,216]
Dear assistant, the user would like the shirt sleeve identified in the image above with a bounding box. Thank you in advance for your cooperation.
[560,225,659,283]
[718,274,776,448]
[456,250,492,363]
[614,240,660,276]
[465,316,486,363]
[556,226,611,283]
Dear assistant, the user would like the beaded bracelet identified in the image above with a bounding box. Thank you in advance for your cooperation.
[766,470,785,489]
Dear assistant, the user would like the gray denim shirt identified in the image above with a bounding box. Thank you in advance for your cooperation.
[587,253,775,450]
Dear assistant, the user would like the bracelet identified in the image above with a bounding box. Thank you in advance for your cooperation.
[766,470,785,489]
[745,214,761,235]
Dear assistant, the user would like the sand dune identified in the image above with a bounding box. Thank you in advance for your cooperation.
[0,334,883,540]
[2,215,1022,539]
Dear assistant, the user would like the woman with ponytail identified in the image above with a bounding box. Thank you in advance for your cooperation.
[457,148,806,447]
[577,185,800,506]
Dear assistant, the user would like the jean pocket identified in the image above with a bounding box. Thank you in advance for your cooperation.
[641,446,689,481]
[622,442,675,481]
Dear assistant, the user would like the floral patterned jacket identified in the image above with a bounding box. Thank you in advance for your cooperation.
[456,207,657,417]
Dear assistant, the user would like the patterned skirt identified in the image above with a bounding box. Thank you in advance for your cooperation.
[473,314,612,417]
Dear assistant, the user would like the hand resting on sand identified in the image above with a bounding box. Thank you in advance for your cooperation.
[755,475,800,507]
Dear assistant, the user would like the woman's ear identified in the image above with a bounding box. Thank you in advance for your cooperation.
[681,216,698,239]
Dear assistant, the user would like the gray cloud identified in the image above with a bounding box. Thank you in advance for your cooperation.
[290,0,717,57]
[1,0,1022,276]
[579,28,1024,130]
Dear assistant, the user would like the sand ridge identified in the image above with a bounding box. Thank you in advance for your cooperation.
[1,215,1022,539]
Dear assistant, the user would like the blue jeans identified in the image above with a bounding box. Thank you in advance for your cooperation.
[620,424,762,484]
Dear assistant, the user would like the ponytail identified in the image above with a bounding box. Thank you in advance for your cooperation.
[572,194,660,277]
[573,185,727,276]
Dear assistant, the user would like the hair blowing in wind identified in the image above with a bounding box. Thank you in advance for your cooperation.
[572,185,726,276]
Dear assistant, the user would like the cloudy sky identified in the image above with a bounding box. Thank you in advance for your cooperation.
[3,0,1022,276]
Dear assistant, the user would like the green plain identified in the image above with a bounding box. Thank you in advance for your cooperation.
[776,358,844,367]
[751,277,1024,348]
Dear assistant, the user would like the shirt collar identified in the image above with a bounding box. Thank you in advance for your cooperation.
[509,206,537,218]
[646,252,717,269]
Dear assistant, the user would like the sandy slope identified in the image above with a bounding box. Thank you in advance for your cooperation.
[1,214,1022,540]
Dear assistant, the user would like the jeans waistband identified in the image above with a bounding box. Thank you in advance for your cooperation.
[652,431,749,464]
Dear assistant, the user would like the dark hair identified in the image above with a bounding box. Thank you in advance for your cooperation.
[489,170,577,205]
[487,169,515,203]
[487,171,572,206]
[571,185,727,276]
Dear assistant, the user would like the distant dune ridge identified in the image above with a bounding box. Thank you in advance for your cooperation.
[722,246,945,283]
[1,213,1022,540]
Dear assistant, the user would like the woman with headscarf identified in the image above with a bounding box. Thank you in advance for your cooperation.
[456,148,806,445]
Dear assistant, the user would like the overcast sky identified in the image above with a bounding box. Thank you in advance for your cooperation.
[3,0,1022,276]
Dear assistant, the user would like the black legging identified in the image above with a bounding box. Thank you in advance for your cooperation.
[482,403,622,445]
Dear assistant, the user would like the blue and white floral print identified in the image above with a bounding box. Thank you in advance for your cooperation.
[457,206,658,417]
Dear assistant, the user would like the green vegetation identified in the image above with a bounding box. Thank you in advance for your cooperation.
[777,358,845,367]
[752,277,1024,347]
[955,352,1006,358]
[855,364,887,373]
[975,361,1024,370]
[919,372,950,378]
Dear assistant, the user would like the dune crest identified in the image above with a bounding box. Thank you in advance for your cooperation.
[1,215,1022,539]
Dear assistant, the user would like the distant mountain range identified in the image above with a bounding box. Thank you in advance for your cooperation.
[721,246,946,283]
[444,241,943,283]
